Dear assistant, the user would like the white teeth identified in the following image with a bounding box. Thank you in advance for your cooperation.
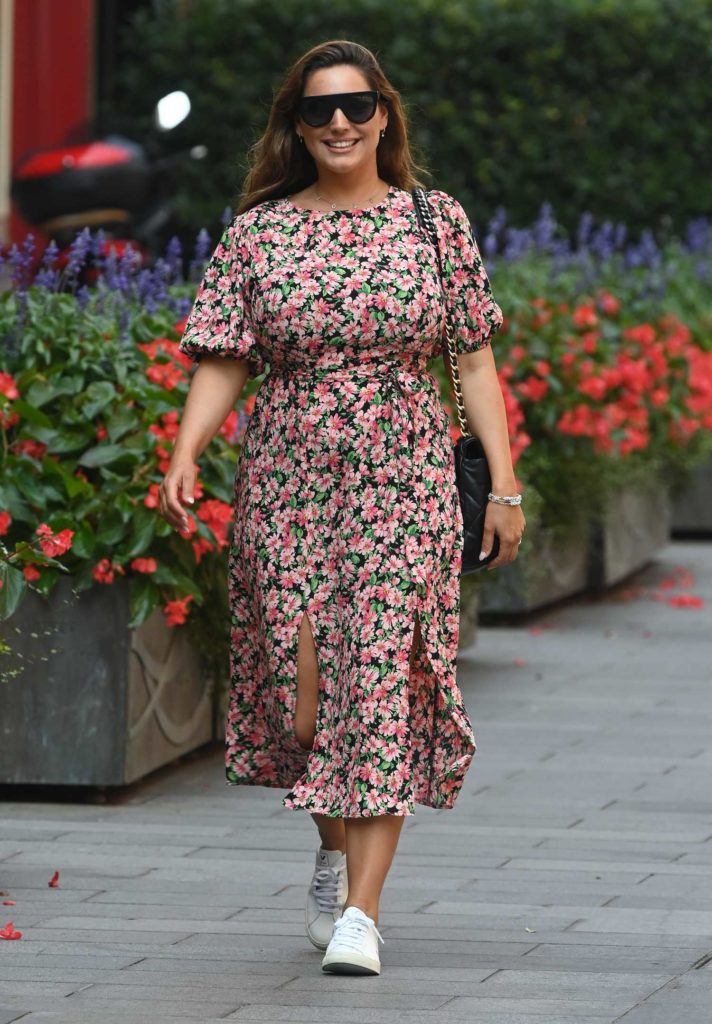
[325,140,358,149]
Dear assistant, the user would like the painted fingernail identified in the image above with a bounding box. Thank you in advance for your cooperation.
[479,551,488,560]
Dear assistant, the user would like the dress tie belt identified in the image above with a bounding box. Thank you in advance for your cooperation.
[268,361,426,451]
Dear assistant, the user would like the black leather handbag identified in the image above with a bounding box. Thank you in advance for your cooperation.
[412,186,499,574]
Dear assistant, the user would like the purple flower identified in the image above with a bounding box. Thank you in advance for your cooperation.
[33,240,61,290]
[64,227,93,284]
[164,236,183,282]
[577,212,594,249]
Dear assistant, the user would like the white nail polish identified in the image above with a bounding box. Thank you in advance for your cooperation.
[479,551,488,560]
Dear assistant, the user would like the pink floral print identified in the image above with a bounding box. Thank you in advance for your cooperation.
[179,185,503,816]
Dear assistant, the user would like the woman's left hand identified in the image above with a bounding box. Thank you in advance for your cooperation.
[480,501,526,570]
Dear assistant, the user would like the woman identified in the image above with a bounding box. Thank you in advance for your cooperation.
[160,39,525,976]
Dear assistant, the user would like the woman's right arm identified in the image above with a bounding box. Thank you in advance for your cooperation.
[159,355,250,530]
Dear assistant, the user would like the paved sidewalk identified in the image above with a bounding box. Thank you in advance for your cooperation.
[1,540,711,1023]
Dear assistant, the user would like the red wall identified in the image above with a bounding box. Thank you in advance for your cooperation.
[11,0,95,243]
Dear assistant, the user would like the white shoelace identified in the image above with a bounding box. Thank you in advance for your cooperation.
[311,866,344,913]
[331,912,384,950]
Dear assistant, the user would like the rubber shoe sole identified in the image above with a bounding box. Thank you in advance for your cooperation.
[321,951,381,975]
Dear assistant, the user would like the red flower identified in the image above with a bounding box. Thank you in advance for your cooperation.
[196,499,234,549]
[578,377,608,401]
[622,323,656,348]
[146,362,186,391]
[144,483,161,509]
[0,511,10,536]
[573,303,598,328]
[92,558,115,584]
[580,331,599,355]
[36,524,74,557]
[597,291,621,316]
[163,594,193,627]
[131,557,157,574]
[12,439,47,460]
[96,423,108,441]
[192,538,213,564]
[23,565,41,582]
[0,372,19,399]
[516,376,549,402]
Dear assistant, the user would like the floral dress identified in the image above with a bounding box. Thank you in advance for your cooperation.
[179,185,503,817]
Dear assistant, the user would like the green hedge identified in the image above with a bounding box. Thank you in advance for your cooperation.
[106,0,712,238]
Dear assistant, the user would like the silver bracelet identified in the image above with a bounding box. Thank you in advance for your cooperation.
[488,491,522,506]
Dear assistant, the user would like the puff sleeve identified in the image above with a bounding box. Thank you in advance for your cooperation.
[429,189,504,354]
[178,217,267,378]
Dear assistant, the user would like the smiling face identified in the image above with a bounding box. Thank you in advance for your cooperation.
[295,65,388,179]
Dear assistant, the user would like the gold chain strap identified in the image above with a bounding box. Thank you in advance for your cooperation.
[413,188,472,439]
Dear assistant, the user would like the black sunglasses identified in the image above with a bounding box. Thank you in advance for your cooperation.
[297,90,381,128]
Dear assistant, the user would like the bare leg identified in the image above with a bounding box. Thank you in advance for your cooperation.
[299,611,422,899]
[341,615,421,924]
[343,814,405,924]
[294,611,347,853]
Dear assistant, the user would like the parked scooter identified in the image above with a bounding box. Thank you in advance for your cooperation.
[10,91,207,269]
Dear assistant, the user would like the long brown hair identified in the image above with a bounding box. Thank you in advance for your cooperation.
[235,39,430,215]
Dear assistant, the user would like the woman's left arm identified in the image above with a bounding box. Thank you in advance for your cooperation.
[457,345,526,569]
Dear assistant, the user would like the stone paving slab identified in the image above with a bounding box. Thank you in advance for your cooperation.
[1,540,712,1023]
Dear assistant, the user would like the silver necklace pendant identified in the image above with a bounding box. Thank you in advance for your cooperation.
[314,186,381,211]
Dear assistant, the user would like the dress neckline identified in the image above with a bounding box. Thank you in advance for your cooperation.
[281,184,397,217]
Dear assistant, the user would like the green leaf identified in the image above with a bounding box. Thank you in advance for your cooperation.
[119,508,155,559]
[128,576,160,628]
[79,444,139,468]
[96,511,128,546]
[80,382,117,420]
[10,400,54,428]
[71,522,97,559]
[0,562,28,620]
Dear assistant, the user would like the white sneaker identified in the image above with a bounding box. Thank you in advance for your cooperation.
[305,846,348,950]
[321,905,384,975]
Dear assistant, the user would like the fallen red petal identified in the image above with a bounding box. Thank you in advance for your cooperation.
[513,657,527,667]
[528,626,543,635]
[0,922,22,940]
[666,594,705,608]
[2,900,16,906]
[48,871,59,888]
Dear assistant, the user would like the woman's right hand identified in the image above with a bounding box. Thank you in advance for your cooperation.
[159,454,198,532]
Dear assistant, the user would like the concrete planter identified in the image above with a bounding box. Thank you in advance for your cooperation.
[587,473,672,590]
[670,457,712,534]
[0,577,213,786]
[458,574,481,649]
[478,522,589,614]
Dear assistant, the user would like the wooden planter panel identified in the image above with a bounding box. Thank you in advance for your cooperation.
[670,458,712,534]
[588,478,671,590]
[0,578,212,786]
[478,526,589,614]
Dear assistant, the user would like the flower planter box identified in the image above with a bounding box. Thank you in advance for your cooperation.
[670,457,712,535]
[457,574,480,649]
[587,474,671,591]
[0,577,213,786]
[478,522,589,614]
